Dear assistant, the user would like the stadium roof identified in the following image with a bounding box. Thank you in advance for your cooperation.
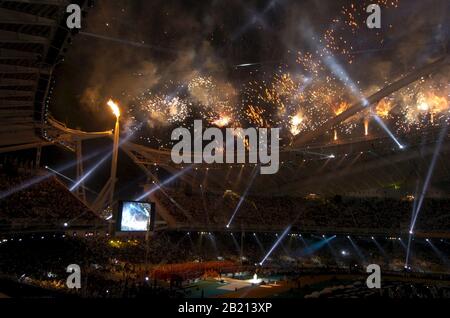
[0,0,87,151]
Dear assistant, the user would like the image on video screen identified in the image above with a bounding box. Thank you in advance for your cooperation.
[120,201,152,232]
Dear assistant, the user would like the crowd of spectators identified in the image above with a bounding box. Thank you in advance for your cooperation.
[0,168,103,231]
[156,190,450,233]
[0,230,449,298]
[2,160,449,235]
[1,160,449,298]
[300,280,450,299]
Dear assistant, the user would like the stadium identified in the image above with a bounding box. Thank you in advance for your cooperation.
[0,0,449,302]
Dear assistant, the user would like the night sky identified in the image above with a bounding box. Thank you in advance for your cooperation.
[51,0,448,135]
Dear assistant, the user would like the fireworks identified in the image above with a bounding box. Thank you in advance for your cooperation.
[243,68,337,139]
[125,63,447,148]
[289,113,304,136]
[245,105,267,127]
[420,92,448,114]
[115,0,447,149]
[364,118,369,136]
[340,1,399,34]
[212,115,231,128]
[391,81,449,133]
[187,75,238,125]
[133,91,189,126]
[334,102,350,116]
[375,98,393,118]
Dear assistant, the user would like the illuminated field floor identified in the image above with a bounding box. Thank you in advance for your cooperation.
[183,277,288,298]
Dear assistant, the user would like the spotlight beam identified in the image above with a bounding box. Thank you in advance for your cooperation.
[231,0,279,41]
[0,172,52,200]
[45,166,74,183]
[70,123,141,193]
[347,236,366,262]
[410,126,448,232]
[372,114,405,149]
[259,225,291,266]
[372,237,387,257]
[70,152,111,191]
[45,166,97,195]
[291,55,449,147]
[325,236,339,259]
[157,185,192,220]
[410,181,421,226]
[230,234,241,254]
[0,144,111,200]
[79,32,180,54]
[226,166,259,228]
[135,166,193,201]
[405,182,421,267]
[398,238,407,250]
[297,235,336,257]
[300,236,309,248]
[427,240,449,265]
[299,23,405,149]
[324,42,404,149]
[253,234,266,255]
[405,234,413,268]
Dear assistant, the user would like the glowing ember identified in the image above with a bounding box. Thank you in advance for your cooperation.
[418,102,429,112]
[364,118,369,136]
[291,114,303,126]
[212,115,231,127]
[424,92,448,113]
[290,114,304,136]
[334,102,349,116]
[375,99,392,118]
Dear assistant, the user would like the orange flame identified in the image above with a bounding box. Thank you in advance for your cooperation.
[425,92,448,113]
[107,99,120,118]
[212,115,231,127]
[364,118,369,136]
[334,101,349,116]
[375,98,392,118]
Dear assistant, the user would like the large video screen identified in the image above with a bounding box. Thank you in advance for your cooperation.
[118,201,155,232]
